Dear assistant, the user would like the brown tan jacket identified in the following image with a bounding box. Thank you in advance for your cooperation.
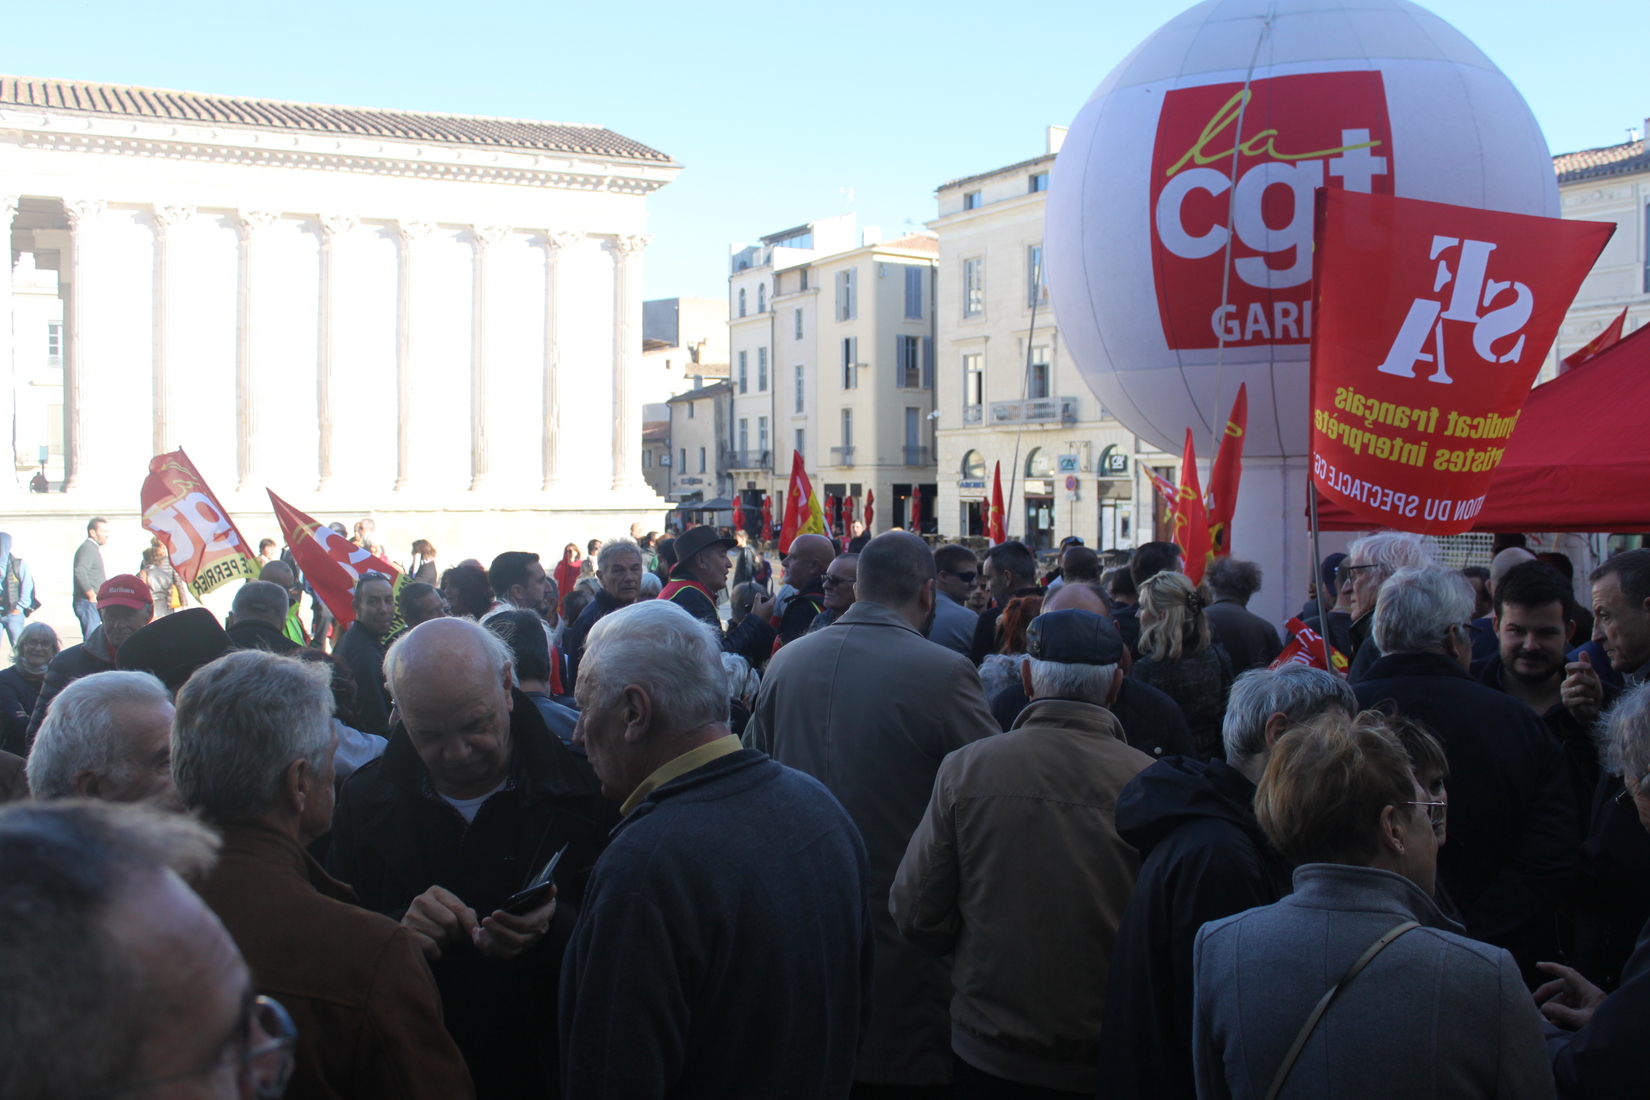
[195,822,473,1100]
[891,697,1153,1092]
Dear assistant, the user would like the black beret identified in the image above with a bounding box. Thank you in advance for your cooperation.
[1025,609,1123,666]
[116,607,232,693]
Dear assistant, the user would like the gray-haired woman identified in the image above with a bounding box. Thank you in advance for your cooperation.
[1192,710,1553,1100]
[1537,682,1650,1096]
[0,620,57,755]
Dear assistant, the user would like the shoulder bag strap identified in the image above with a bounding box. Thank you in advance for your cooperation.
[1262,920,1419,1100]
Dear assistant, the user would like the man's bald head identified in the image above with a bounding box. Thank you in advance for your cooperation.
[1043,582,1113,618]
[784,534,837,589]
[258,561,295,589]
[386,618,510,707]
[382,618,517,799]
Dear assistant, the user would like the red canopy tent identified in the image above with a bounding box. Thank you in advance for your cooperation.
[1315,321,1650,532]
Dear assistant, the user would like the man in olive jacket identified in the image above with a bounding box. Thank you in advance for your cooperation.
[746,532,999,1091]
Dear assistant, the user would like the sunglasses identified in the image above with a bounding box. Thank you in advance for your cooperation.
[941,570,978,585]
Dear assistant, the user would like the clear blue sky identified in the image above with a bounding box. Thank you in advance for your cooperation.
[4,0,1643,300]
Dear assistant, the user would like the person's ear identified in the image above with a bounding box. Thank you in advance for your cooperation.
[72,770,103,799]
[1379,803,1406,855]
[283,758,309,817]
[1262,711,1290,750]
[501,663,515,708]
[1107,667,1123,706]
[621,685,653,744]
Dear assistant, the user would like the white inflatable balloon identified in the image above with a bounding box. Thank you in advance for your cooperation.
[1045,0,1557,458]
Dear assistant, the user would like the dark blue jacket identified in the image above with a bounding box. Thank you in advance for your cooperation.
[1549,915,1650,1097]
[0,666,42,757]
[560,748,873,1099]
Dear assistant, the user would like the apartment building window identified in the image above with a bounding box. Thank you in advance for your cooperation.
[46,322,62,365]
[1029,171,1049,193]
[841,337,858,389]
[698,447,706,473]
[758,347,768,391]
[687,400,695,419]
[643,450,652,469]
[963,191,982,210]
[757,283,766,312]
[963,353,983,409]
[795,364,805,413]
[1028,345,1050,400]
[963,258,984,317]
[739,418,749,454]
[904,267,923,320]
[738,288,746,317]
[896,336,933,389]
[1027,244,1048,307]
[836,268,857,321]
[922,336,934,389]
[680,447,687,470]
[800,268,809,290]
[905,407,920,454]
[794,308,804,340]
[840,408,853,447]
[738,351,748,394]
[796,428,805,456]
[758,416,768,454]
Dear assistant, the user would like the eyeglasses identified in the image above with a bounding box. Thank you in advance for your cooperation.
[91,995,296,1099]
[822,574,855,587]
[1407,800,1448,835]
[1615,773,1650,809]
[1345,563,1383,576]
[941,570,978,585]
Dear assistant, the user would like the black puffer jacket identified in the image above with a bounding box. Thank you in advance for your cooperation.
[1095,757,1292,1100]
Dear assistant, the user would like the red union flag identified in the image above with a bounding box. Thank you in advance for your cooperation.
[1150,71,1394,351]
[1271,618,1348,675]
[268,490,401,627]
[140,450,259,597]
[1310,189,1612,535]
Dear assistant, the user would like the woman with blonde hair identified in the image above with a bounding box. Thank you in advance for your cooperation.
[1131,570,1232,757]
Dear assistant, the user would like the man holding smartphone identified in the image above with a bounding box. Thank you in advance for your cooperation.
[328,617,615,1100]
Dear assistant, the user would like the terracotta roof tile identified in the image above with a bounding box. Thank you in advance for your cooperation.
[1553,139,1649,184]
[0,74,672,163]
[879,233,940,253]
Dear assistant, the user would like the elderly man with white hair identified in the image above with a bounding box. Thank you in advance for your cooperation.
[25,669,177,806]
[1096,663,1355,1100]
[1354,564,1578,979]
[1342,530,1434,683]
[178,649,473,1099]
[327,616,612,1100]
[561,599,871,1099]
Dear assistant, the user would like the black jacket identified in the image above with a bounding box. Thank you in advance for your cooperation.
[335,622,393,736]
[778,579,825,646]
[1113,602,1142,660]
[560,749,873,1099]
[1570,774,1650,991]
[1549,914,1650,1097]
[1354,650,1578,975]
[562,588,629,689]
[1095,757,1292,1100]
[1203,598,1282,672]
[0,665,43,757]
[663,579,775,668]
[25,627,115,747]
[225,618,303,656]
[989,677,1193,760]
[969,586,1044,665]
[326,690,616,1099]
[1345,609,1381,683]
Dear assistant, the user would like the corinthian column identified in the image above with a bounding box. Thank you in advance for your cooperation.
[394,220,435,492]
[62,198,106,493]
[610,234,650,492]
[151,204,195,456]
[235,211,279,491]
[0,196,17,493]
[469,226,510,492]
[541,231,582,491]
[315,214,355,491]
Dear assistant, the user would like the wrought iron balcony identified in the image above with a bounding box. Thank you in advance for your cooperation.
[829,446,856,467]
[962,404,983,424]
[902,446,933,467]
[989,396,1078,425]
[727,449,771,469]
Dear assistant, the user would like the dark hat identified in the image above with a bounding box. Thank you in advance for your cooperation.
[116,607,232,693]
[670,526,737,576]
[1025,609,1123,666]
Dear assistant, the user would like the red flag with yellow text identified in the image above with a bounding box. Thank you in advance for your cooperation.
[1272,617,1349,674]
[1204,384,1247,568]
[1174,431,1212,584]
[268,490,402,628]
[140,450,259,598]
[777,451,823,553]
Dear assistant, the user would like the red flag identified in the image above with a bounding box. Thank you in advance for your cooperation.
[140,450,259,597]
[732,496,745,533]
[1271,617,1349,674]
[1309,188,1612,535]
[268,490,402,627]
[864,488,875,530]
[1561,306,1628,375]
[777,451,823,553]
[1172,431,1212,584]
[1204,384,1247,568]
[760,495,774,542]
[987,463,1007,545]
[909,486,923,532]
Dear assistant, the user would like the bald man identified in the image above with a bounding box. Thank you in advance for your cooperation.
[327,617,615,1100]
[776,534,837,647]
[258,560,308,647]
[988,581,1194,759]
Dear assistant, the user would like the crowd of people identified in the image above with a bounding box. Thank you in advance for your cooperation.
[1,513,1648,1100]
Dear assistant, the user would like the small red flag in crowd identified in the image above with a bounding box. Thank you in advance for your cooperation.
[140,450,259,597]
[987,464,1006,545]
[1173,430,1212,584]
[1560,306,1628,375]
[1272,617,1349,675]
[760,495,774,542]
[268,490,402,628]
[1204,384,1247,568]
[864,488,875,530]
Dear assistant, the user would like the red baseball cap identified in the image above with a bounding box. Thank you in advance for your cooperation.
[97,574,154,611]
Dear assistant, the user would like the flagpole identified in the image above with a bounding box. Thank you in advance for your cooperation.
[1307,459,1335,676]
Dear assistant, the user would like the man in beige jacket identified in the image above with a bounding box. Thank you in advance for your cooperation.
[747,531,999,1095]
[891,609,1154,1096]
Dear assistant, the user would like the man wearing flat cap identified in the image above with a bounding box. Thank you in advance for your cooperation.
[659,525,776,667]
[890,609,1155,1096]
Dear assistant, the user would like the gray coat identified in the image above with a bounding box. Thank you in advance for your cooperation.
[1193,864,1554,1100]
[928,591,978,656]
[746,599,999,1086]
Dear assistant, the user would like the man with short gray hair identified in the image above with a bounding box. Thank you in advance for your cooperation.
[328,616,611,1099]
[225,579,301,655]
[1355,564,1577,977]
[563,539,647,689]
[562,600,872,1098]
[25,670,177,806]
[892,609,1153,1093]
[1203,558,1281,672]
[1343,530,1434,681]
[180,650,473,1099]
[748,531,998,1091]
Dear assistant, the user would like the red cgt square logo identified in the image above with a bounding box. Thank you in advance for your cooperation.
[1149,70,1394,350]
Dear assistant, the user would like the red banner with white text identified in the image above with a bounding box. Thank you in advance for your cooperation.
[268,491,402,628]
[140,451,259,597]
[1309,189,1612,535]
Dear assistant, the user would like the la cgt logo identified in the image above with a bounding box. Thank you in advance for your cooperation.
[1149,70,1393,350]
